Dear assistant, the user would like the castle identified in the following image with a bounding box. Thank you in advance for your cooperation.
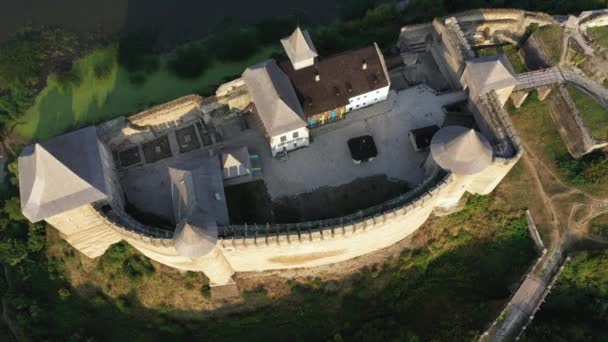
[21,8,602,294]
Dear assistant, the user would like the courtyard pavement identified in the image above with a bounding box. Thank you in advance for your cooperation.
[119,85,467,221]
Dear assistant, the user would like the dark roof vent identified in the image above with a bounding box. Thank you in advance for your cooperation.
[372,74,379,84]
[334,86,341,96]
[306,96,313,106]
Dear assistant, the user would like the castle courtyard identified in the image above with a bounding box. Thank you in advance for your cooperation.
[119,86,467,225]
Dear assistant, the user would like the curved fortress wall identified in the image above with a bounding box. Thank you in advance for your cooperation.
[21,8,538,286]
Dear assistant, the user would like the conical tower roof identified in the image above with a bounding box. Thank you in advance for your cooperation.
[18,126,109,222]
[280,27,318,68]
[430,126,493,175]
[173,208,218,259]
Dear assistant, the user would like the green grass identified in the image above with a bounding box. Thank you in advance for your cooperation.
[534,25,564,65]
[510,90,608,195]
[523,251,608,341]
[13,44,280,141]
[588,26,608,49]
[566,84,608,141]
[590,214,608,238]
[475,44,527,74]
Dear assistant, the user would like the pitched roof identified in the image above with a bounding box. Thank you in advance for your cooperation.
[430,126,493,175]
[281,27,318,67]
[169,151,228,258]
[242,60,307,136]
[18,126,109,223]
[280,43,390,117]
[461,55,518,95]
[221,146,251,179]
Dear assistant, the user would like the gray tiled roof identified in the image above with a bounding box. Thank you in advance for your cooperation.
[18,126,108,222]
[281,27,318,66]
[242,60,307,137]
[169,150,228,258]
[430,126,493,175]
[461,54,518,95]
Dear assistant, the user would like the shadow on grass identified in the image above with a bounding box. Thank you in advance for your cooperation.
[17,216,536,341]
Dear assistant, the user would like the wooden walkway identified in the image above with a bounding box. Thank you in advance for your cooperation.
[514,67,563,91]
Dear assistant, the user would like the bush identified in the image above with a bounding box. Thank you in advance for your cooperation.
[168,45,210,79]
[122,254,155,281]
[213,28,259,61]
[101,241,131,266]
[58,288,71,300]
[55,66,82,90]
[93,58,114,80]
[117,30,160,74]
[448,194,490,222]
[201,284,211,298]
[557,151,608,185]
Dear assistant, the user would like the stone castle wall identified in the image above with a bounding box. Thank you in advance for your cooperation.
[48,10,534,285]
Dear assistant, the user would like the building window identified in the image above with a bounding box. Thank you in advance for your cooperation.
[293,131,299,139]
[280,135,287,143]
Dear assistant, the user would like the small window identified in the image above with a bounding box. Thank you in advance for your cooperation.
[280,135,287,143]
[293,131,299,139]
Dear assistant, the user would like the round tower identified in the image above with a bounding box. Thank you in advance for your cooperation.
[427,126,493,211]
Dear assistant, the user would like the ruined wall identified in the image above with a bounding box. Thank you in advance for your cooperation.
[579,9,608,30]
[127,95,203,131]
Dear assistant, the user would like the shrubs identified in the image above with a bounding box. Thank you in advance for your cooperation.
[212,28,259,62]
[590,215,608,238]
[93,58,114,80]
[122,254,155,281]
[117,29,160,75]
[100,241,155,282]
[448,194,491,222]
[102,241,131,266]
[168,45,211,79]
[557,151,608,186]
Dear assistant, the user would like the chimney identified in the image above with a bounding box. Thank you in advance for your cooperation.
[314,70,320,82]
[362,59,367,70]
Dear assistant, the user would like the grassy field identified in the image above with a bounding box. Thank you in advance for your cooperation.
[509,90,608,196]
[534,25,564,65]
[13,44,280,141]
[30,160,538,341]
[523,251,608,341]
[476,44,528,74]
[588,26,608,50]
[566,84,608,141]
